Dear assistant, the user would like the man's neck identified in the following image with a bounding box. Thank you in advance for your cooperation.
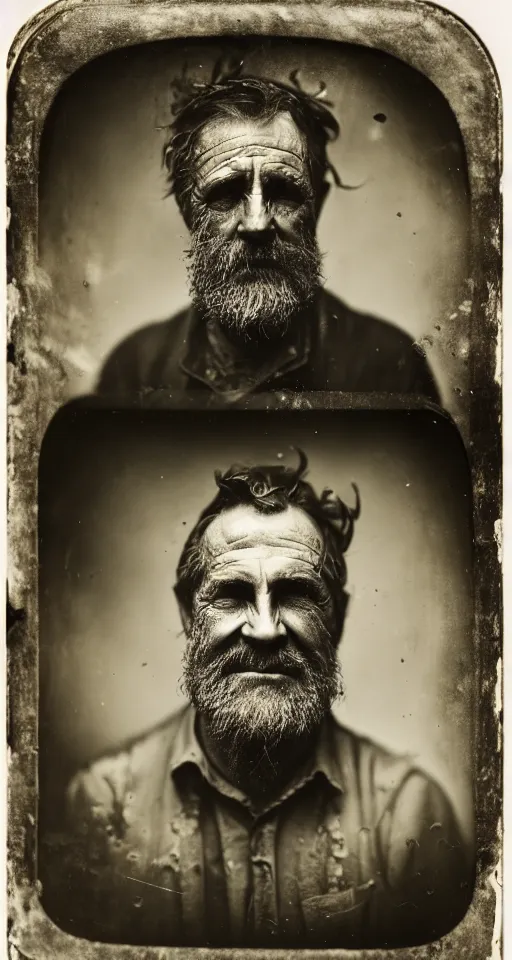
[197,714,319,811]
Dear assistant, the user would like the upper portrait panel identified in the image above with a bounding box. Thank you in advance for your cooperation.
[37,37,470,412]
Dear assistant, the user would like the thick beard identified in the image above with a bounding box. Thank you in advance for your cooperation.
[186,209,323,341]
[181,620,343,793]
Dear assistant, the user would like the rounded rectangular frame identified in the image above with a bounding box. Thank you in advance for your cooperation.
[7,2,502,958]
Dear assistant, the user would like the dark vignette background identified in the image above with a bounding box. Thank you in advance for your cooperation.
[38,405,475,877]
[38,36,471,415]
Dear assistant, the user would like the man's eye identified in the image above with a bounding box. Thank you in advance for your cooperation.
[212,581,252,604]
[203,179,245,211]
[264,178,307,207]
[274,579,325,605]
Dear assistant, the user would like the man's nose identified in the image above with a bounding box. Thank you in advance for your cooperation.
[237,185,273,237]
[241,594,286,644]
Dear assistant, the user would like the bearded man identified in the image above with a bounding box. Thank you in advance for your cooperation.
[96,71,440,403]
[48,452,471,948]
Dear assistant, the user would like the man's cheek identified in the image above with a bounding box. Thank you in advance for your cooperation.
[274,201,316,235]
[273,206,308,234]
[195,204,240,238]
[196,605,245,642]
[280,603,333,647]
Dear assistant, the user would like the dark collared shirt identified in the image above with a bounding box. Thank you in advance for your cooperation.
[43,705,471,948]
[96,291,441,405]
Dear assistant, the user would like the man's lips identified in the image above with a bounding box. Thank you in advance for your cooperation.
[234,671,292,682]
[224,662,300,678]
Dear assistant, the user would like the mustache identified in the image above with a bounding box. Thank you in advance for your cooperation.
[186,628,337,684]
[214,643,308,678]
[189,233,308,277]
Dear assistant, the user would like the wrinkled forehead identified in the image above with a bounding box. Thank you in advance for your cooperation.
[201,503,325,574]
[193,113,309,185]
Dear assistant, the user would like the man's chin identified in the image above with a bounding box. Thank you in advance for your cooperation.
[201,676,324,744]
[223,670,301,701]
[200,278,310,338]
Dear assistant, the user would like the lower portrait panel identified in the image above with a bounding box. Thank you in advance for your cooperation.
[37,405,475,950]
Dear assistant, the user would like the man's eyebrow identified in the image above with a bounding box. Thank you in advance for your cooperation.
[272,572,327,589]
[261,169,313,196]
[199,573,254,597]
[261,168,306,181]
[202,564,255,582]
[200,171,247,193]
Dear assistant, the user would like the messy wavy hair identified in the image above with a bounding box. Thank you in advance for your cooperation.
[175,450,360,637]
[163,59,342,225]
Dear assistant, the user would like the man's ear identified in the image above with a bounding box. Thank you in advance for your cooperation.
[174,586,192,636]
[179,605,192,636]
[315,180,331,219]
[177,197,194,233]
[333,591,350,650]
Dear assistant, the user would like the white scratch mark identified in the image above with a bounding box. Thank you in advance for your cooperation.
[495,656,502,752]
[124,875,183,895]
[494,313,502,386]
[494,519,503,566]
[488,851,502,960]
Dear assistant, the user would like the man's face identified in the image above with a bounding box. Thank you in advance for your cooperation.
[185,113,324,338]
[182,504,343,747]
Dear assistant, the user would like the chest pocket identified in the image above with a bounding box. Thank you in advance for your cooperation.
[301,881,376,947]
[296,784,379,948]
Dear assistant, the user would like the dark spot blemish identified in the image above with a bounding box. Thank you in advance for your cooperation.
[7,601,26,632]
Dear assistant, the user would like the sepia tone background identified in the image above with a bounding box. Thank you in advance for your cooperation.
[38,37,471,412]
[38,407,474,844]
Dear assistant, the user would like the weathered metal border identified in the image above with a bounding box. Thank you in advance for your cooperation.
[6,1,502,958]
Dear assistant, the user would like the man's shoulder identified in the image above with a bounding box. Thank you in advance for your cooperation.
[328,716,423,800]
[321,289,418,350]
[328,716,462,837]
[96,307,192,393]
[106,308,191,358]
[318,290,440,401]
[68,706,190,808]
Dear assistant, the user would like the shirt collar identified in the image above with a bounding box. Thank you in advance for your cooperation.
[169,704,345,813]
[179,303,314,401]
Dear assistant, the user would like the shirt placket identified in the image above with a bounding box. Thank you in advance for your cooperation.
[214,803,251,944]
[174,779,206,944]
[249,816,279,943]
